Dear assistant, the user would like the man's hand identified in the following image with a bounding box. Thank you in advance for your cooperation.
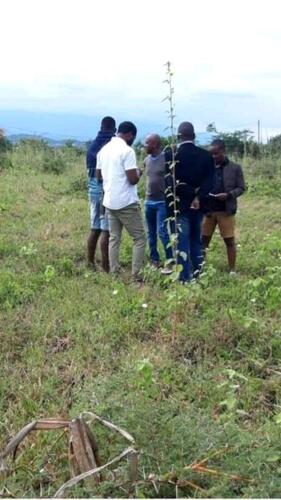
[213,192,227,201]
[126,168,140,185]
[190,197,200,210]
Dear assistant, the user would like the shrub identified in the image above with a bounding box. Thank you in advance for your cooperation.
[0,154,13,170]
[41,155,66,175]
[68,175,88,194]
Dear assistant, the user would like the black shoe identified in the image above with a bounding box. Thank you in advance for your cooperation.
[131,273,144,284]
[151,260,161,268]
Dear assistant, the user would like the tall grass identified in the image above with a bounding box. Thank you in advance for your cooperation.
[1,141,281,497]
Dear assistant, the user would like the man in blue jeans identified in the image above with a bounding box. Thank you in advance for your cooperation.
[86,117,116,271]
[166,122,215,282]
[143,134,173,267]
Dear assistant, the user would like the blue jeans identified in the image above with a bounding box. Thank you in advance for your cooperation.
[145,200,173,262]
[171,210,204,282]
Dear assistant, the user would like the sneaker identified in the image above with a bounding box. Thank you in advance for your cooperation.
[161,265,173,275]
[229,271,237,277]
[193,269,201,279]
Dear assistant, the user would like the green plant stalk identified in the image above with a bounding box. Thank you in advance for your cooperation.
[164,61,178,263]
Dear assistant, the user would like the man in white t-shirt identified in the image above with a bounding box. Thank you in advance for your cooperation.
[96,121,146,280]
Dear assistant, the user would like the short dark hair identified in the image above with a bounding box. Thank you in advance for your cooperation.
[211,139,226,150]
[101,116,116,132]
[117,121,137,137]
[178,122,195,140]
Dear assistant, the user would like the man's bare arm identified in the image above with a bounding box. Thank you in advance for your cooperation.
[96,169,102,182]
[126,168,140,185]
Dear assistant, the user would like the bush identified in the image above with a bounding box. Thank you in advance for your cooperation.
[41,155,67,175]
[0,154,13,170]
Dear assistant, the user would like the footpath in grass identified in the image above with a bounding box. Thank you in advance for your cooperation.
[1,151,281,498]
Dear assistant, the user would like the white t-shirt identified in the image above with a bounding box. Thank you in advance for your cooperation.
[97,136,139,210]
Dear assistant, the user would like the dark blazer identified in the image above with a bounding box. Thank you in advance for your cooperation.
[165,142,215,216]
[223,160,245,214]
[204,159,245,215]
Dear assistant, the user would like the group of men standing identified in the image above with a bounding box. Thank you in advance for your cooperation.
[86,117,245,283]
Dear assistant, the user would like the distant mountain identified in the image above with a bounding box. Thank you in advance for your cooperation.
[2,110,214,145]
[7,133,85,148]
[1,110,163,142]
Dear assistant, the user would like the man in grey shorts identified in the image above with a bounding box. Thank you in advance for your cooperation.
[86,117,116,271]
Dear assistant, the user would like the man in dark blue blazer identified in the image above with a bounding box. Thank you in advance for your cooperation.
[165,122,214,282]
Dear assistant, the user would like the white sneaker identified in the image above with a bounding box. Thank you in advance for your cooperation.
[229,271,237,277]
[161,267,173,275]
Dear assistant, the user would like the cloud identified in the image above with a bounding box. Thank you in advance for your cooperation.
[254,71,281,80]
[1,0,281,135]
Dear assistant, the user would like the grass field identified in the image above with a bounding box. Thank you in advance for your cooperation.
[1,145,281,498]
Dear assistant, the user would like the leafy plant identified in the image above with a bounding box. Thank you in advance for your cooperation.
[44,265,56,282]
[20,243,38,257]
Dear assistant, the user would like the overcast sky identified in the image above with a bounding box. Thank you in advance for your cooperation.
[1,0,281,138]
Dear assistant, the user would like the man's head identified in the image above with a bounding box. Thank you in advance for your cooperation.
[144,134,161,155]
[177,122,195,142]
[117,121,137,146]
[209,139,226,165]
[101,116,116,133]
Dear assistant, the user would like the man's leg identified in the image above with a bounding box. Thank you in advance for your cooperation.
[145,201,159,263]
[117,203,146,277]
[189,210,204,276]
[87,230,101,265]
[201,214,217,261]
[107,210,123,274]
[176,215,191,282]
[100,231,109,272]
[224,237,236,271]
[217,214,236,272]
[157,202,173,261]
[202,235,212,252]
[99,210,110,272]
[87,194,101,265]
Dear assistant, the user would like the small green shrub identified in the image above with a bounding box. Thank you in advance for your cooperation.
[19,243,38,257]
[68,175,88,195]
[56,257,76,276]
[44,265,56,282]
[0,272,40,308]
[0,153,13,170]
[0,272,22,307]
[41,156,66,175]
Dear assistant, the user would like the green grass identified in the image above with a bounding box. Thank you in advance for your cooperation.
[1,147,281,497]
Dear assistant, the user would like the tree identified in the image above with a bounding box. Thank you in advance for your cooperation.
[206,124,259,157]
[266,134,281,155]
[206,122,218,134]
[0,128,12,153]
[0,128,13,169]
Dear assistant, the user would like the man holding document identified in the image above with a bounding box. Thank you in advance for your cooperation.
[202,139,245,275]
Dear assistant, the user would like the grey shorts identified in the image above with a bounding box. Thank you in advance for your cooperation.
[89,193,109,231]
